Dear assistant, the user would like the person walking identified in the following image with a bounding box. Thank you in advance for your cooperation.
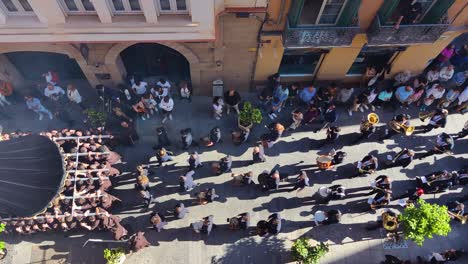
[159,96,174,123]
[224,88,241,115]
[25,95,53,120]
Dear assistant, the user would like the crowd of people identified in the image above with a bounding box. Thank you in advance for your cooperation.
[0,42,466,262]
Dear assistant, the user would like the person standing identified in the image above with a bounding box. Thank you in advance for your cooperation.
[439,64,455,82]
[299,85,317,105]
[273,84,289,113]
[42,70,59,85]
[179,80,192,102]
[25,95,53,120]
[394,85,414,108]
[224,88,241,115]
[66,84,85,109]
[132,79,148,96]
[44,83,65,100]
[159,96,174,123]
[157,78,171,94]
[212,96,224,120]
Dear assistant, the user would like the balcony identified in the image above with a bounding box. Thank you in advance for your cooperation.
[283,20,360,48]
[367,15,450,45]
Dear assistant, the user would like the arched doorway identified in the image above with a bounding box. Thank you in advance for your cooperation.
[4,51,86,82]
[120,43,191,84]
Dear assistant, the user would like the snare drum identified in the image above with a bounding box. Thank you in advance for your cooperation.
[316,155,333,170]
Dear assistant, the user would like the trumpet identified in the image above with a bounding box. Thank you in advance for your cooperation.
[448,211,467,224]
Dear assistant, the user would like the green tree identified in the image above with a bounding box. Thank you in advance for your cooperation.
[291,238,329,264]
[399,199,451,246]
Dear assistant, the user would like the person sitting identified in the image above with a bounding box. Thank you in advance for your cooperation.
[231,171,254,186]
[201,127,222,147]
[418,132,454,160]
[267,213,282,235]
[149,212,167,232]
[260,122,284,148]
[188,152,203,170]
[191,215,214,235]
[227,212,250,231]
[287,171,310,193]
[386,148,415,169]
[252,143,266,164]
[288,109,303,130]
[179,170,196,191]
[211,155,232,175]
[350,154,378,178]
[174,203,189,219]
[155,148,174,166]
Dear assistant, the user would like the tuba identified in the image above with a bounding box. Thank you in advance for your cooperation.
[382,213,398,231]
[389,121,414,136]
[360,113,379,131]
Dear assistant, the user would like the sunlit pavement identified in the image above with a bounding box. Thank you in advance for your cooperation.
[2,93,467,264]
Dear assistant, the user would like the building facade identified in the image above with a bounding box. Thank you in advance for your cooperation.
[0,0,269,95]
[254,0,467,86]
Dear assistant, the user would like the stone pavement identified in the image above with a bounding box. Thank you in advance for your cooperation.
[1,92,467,264]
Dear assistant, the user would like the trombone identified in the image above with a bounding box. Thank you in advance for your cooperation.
[448,211,467,224]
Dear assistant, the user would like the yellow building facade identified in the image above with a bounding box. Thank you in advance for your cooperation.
[254,0,468,86]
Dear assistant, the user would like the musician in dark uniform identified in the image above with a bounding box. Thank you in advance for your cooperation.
[416,170,453,193]
[353,117,376,144]
[379,114,411,141]
[349,154,378,178]
[418,132,454,160]
[414,109,448,134]
[453,120,467,140]
[385,148,415,169]
[366,175,392,196]
[322,126,340,146]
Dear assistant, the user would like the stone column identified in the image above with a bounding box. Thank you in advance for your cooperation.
[140,0,158,23]
[29,0,66,24]
[90,0,113,23]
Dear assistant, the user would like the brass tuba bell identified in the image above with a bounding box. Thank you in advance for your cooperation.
[367,113,379,124]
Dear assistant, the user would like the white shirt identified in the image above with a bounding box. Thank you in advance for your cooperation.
[67,89,82,103]
[157,81,171,90]
[184,170,195,189]
[439,67,454,82]
[367,90,378,103]
[132,81,148,95]
[458,87,468,105]
[159,98,174,111]
[213,103,223,113]
[180,87,190,98]
[426,85,446,100]
[44,85,65,98]
[426,70,439,83]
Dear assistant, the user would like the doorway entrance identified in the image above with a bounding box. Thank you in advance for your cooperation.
[347,46,401,75]
[120,43,191,85]
[4,51,86,82]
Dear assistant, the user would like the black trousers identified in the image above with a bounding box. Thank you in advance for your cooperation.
[353,130,374,144]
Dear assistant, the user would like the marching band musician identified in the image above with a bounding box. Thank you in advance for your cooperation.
[379,114,411,141]
[453,120,467,140]
[447,201,465,222]
[418,132,454,160]
[349,154,378,178]
[353,115,377,144]
[414,109,448,134]
[322,126,341,145]
[416,170,453,193]
[366,175,392,196]
[385,148,415,169]
[454,168,467,185]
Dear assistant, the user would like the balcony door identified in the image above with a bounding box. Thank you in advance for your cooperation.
[289,0,361,27]
[347,46,399,75]
[279,49,324,76]
[379,0,455,25]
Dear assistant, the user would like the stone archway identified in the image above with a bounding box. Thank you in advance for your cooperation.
[0,44,99,87]
[104,42,201,92]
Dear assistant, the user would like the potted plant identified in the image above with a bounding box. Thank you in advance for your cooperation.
[399,199,451,246]
[0,223,6,260]
[84,108,107,128]
[104,247,126,264]
[291,238,329,264]
[238,102,262,130]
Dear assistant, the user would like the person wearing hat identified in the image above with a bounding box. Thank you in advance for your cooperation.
[414,108,448,134]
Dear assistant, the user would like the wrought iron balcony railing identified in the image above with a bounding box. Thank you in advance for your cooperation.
[367,15,450,45]
[283,20,360,48]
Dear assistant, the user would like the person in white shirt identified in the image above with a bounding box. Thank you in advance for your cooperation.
[159,96,174,123]
[179,80,191,102]
[66,84,84,109]
[157,78,171,93]
[212,96,223,120]
[42,71,58,85]
[439,65,454,82]
[453,86,468,113]
[44,83,65,100]
[174,203,189,219]
[426,66,440,84]
[191,215,214,235]
[132,79,148,96]
[180,170,196,191]
[426,83,446,101]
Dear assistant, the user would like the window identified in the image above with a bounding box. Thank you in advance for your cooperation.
[298,0,347,25]
[109,0,142,14]
[279,50,323,76]
[347,46,397,75]
[0,0,34,15]
[60,0,96,14]
[158,0,189,14]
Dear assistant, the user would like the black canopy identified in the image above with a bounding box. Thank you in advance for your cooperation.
[0,135,65,217]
